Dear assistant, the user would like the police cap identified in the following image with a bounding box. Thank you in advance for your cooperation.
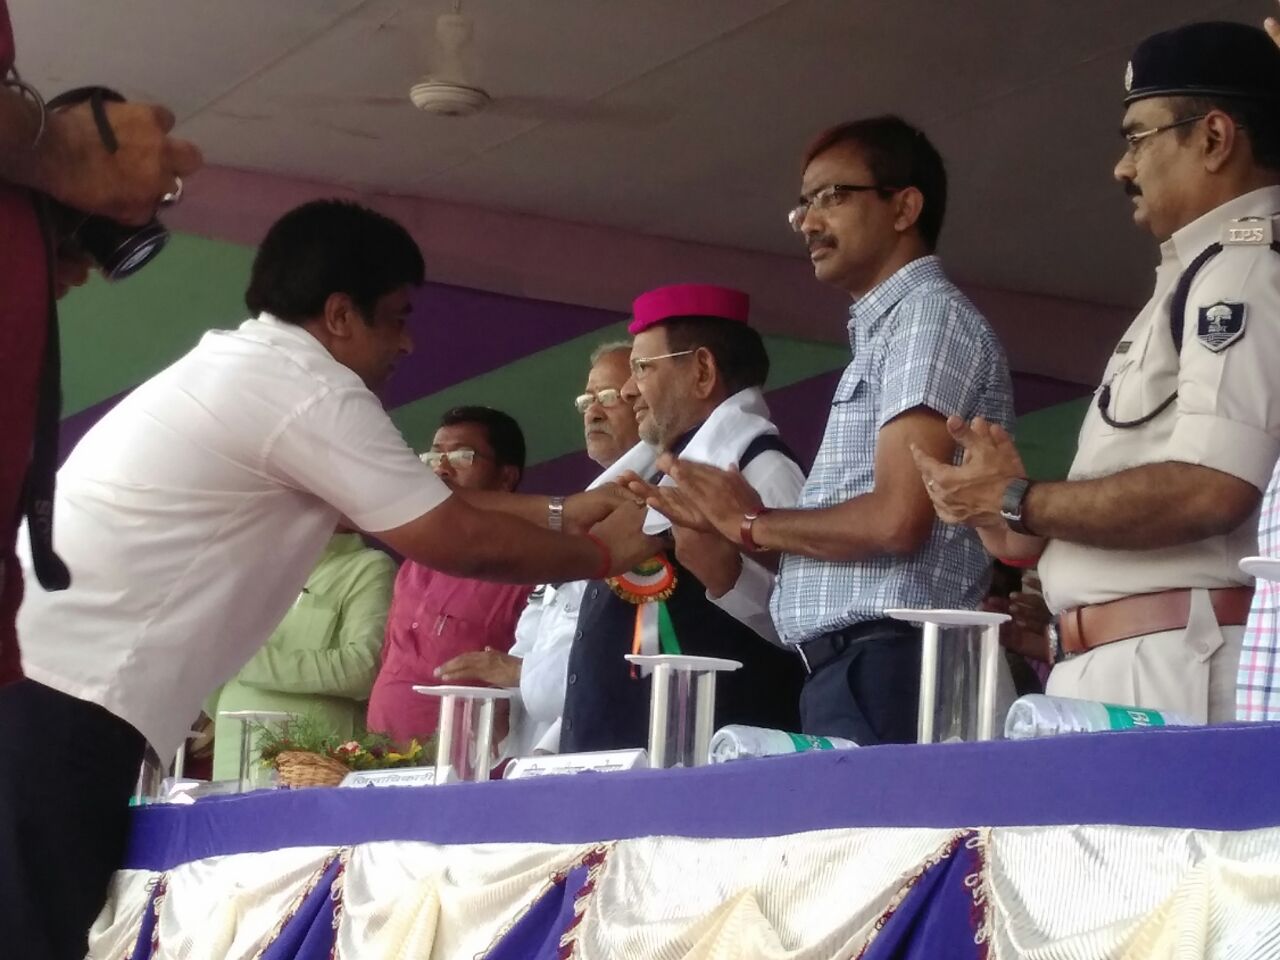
[1125,21,1280,104]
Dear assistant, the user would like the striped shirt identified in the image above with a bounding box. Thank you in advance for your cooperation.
[1239,459,1280,720]
[771,255,1014,645]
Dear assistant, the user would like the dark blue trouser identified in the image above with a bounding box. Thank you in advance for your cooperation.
[798,620,922,746]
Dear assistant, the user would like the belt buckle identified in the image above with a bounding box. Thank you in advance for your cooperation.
[1048,619,1066,665]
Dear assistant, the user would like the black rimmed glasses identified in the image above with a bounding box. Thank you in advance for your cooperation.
[787,183,902,232]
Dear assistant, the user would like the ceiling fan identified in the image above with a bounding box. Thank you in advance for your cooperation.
[409,1,489,116]
[279,0,663,127]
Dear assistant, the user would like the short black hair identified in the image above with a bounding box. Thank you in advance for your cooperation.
[659,316,769,397]
[1169,95,1280,173]
[245,200,425,324]
[439,406,527,484]
[802,115,948,250]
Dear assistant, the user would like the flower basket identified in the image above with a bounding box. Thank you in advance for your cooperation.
[274,750,350,789]
[251,713,435,790]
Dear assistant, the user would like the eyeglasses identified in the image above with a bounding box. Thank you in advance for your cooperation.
[421,448,490,469]
[573,388,624,414]
[787,183,901,233]
[1121,114,1209,156]
[629,350,695,379]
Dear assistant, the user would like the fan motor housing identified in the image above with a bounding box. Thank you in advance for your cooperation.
[409,80,490,116]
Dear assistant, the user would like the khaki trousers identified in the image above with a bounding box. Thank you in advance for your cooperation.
[1046,587,1243,723]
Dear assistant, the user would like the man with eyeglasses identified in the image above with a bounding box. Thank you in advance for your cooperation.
[634,119,1013,747]
[0,201,657,957]
[367,406,534,744]
[915,22,1280,726]
[559,284,807,754]
[437,342,643,754]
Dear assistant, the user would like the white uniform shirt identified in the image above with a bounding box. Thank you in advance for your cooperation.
[505,581,584,756]
[18,315,449,761]
[1039,187,1280,613]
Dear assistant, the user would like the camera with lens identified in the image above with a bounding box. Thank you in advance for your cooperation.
[45,86,176,281]
[49,201,170,281]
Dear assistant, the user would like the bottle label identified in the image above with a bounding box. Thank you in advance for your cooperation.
[785,732,834,752]
[1103,703,1167,729]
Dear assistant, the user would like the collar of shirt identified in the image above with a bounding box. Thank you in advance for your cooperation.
[642,387,780,536]
[324,532,367,559]
[846,255,947,354]
[239,312,330,354]
[589,440,660,490]
[1164,185,1280,268]
[224,313,370,397]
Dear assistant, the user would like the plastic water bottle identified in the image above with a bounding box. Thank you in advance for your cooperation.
[708,724,858,763]
[1004,694,1200,740]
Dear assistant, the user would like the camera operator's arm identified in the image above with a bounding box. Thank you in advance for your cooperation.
[0,90,202,225]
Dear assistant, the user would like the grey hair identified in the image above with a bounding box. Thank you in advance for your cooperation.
[589,339,633,367]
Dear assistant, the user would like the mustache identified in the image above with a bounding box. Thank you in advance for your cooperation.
[585,425,614,437]
[807,235,836,252]
[1122,179,1142,198]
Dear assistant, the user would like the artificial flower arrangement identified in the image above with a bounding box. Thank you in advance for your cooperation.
[252,713,435,788]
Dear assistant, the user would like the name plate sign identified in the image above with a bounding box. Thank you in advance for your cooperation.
[504,749,648,780]
[340,767,455,789]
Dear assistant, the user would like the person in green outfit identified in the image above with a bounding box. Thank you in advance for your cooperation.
[207,528,394,780]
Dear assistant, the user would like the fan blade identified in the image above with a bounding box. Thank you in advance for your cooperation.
[269,93,414,110]
[485,95,668,128]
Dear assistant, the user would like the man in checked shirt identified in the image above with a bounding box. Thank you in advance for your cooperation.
[634,116,1014,745]
[1237,4,1280,722]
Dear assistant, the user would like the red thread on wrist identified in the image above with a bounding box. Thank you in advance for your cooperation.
[996,555,1041,569]
[585,533,612,580]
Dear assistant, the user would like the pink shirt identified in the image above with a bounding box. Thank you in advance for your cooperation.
[366,562,531,742]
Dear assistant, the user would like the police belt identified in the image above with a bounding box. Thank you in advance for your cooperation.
[1055,586,1253,660]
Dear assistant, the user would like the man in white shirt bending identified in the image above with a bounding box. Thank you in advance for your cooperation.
[0,199,654,960]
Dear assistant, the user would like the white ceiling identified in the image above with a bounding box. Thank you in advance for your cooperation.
[9,0,1265,308]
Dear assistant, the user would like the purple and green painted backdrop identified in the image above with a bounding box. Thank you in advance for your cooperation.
[58,233,1091,492]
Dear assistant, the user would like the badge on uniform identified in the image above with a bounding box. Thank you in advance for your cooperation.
[1221,217,1273,246]
[1196,301,1246,352]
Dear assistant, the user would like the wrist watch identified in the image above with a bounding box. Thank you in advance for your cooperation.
[999,478,1034,535]
[547,496,565,532]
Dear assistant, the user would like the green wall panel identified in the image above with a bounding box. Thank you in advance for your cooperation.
[1016,396,1089,481]
[58,234,254,415]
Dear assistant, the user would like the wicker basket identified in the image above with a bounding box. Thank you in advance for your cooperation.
[274,750,349,789]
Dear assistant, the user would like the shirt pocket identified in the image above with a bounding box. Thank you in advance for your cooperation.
[831,358,871,407]
[277,595,341,651]
[1092,320,1176,437]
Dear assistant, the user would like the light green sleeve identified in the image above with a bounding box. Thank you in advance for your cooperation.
[235,553,395,700]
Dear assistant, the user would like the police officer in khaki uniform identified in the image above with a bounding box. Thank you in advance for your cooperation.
[914,21,1280,723]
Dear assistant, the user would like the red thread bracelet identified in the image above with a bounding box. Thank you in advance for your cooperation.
[996,555,1041,569]
[584,533,612,580]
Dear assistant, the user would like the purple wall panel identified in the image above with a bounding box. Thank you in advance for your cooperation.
[381,282,623,409]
